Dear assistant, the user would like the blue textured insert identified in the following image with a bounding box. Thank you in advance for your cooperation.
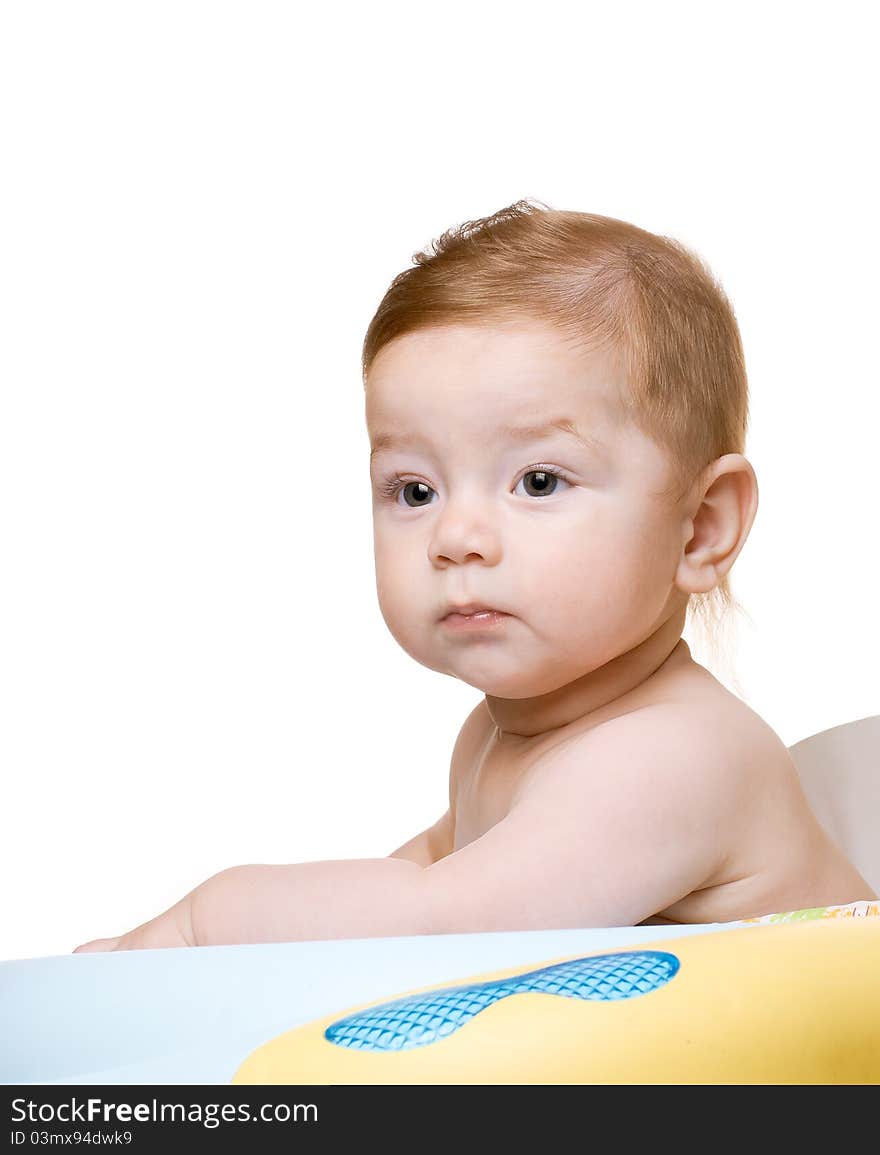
[324,949,680,1052]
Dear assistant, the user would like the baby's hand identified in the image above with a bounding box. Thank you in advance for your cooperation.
[73,935,122,953]
[73,896,194,953]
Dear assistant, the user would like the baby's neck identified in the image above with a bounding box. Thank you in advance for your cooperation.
[484,613,691,743]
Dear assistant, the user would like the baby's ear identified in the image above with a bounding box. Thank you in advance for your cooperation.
[675,454,758,594]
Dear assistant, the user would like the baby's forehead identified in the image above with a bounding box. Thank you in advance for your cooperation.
[366,323,630,436]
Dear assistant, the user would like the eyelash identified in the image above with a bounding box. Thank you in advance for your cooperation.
[378,464,571,502]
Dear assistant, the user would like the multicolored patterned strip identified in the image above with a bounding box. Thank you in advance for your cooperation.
[739,899,880,924]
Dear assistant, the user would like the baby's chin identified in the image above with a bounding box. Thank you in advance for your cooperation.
[390,620,615,697]
[440,654,604,700]
[456,671,589,699]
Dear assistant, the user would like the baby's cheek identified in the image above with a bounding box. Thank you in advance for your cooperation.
[376,559,447,667]
[375,554,422,628]
[540,524,669,640]
[590,506,675,575]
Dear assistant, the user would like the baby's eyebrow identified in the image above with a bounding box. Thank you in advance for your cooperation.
[370,417,602,459]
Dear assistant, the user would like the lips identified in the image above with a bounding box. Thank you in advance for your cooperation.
[441,606,511,632]
[442,603,505,618]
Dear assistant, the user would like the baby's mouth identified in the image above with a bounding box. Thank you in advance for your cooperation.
[440,607,511,630]
[441,602,508,619]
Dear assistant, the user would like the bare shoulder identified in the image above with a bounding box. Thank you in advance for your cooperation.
[598,661,875,920]
[519,663,797,883]
[657,661,802,802]
[543,661,786,779]
[623,657,793,774]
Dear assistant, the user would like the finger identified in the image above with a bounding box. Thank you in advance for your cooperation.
[73,937,120,953]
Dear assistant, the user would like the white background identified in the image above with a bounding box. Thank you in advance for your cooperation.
[1,1,877,962]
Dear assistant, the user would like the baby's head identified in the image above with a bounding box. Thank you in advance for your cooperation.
[363,200,756,699]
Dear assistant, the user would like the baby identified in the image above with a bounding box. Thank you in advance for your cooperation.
[75,200,875,952]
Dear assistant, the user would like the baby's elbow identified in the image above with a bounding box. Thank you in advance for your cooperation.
[418,864,534,936]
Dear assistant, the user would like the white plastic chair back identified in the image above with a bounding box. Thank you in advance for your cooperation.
[789,714,880,896]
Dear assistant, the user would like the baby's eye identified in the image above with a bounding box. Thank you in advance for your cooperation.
[396,480,437,508]
[380,467,570,507]
[514,468,570,499]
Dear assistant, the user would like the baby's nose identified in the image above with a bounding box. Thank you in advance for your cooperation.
[428,512,503,568]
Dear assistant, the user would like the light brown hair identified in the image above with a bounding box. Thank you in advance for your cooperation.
[362,199,751,678]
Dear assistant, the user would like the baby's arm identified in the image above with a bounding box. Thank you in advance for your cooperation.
[388,808,454,866]
[73,858,431,951]
[74,706,740,951]
[76,819,455,952]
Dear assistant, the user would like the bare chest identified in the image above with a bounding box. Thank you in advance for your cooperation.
[452,729,539,853]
